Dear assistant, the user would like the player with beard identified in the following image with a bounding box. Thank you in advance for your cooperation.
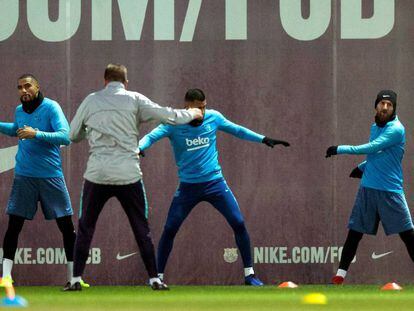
[139,89,290,285]
[0,74,86,289]
[326,90,414,284]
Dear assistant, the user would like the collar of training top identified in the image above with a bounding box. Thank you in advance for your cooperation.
[106,81,125,89]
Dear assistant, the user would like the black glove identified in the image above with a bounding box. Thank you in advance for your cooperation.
[325,146,338,158]
[262,137,290,148]
[139,150,145,157]
[349,167,363,179]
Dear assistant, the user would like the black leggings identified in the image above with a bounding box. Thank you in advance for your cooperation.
[339,229,414,271]
[3,215,25,260]
[56,216,76,261]
[399,229,414,262]
[338,230,363,271]
[2,215,76,262]
[73,180,157,278]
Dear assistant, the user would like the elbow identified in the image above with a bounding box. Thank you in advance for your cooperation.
[362,146,380,154]
[69,133,76,142]
[62,137,71,146]
[60,131,71,145]
[69,136,81,143]
[69,131,81,143]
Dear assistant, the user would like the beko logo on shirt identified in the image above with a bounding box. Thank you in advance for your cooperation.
[186,137,210,151]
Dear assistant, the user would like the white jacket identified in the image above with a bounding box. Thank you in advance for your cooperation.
[70,82,196,185]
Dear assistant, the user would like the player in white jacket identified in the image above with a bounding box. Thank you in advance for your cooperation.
[65,64,202,291]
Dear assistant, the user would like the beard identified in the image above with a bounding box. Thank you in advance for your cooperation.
[21,92,43,114]
[20,94,34,102]
[375,111,394,127]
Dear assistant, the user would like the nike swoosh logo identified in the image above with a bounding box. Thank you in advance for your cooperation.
[0,145,18,173]
[116,252,138,260]
[371,251,393,259]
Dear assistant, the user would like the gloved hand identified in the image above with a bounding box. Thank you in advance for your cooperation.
[138,150,145,157]
[325,146,338,158]
[262,137,290,148]
[349,167,363,179]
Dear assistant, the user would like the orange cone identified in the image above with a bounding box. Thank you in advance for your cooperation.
[381,282,402,291]
[278,281,298,288]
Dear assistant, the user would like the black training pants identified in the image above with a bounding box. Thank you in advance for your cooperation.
[73,180,157,278]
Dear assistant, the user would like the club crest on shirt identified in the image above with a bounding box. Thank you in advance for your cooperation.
[223,248,238,263]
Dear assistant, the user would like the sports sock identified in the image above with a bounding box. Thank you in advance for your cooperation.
[2,258,13,278]
[67,261,74,282]
[71,276,81,285]
[158,273,164,281]
[336,269,347,278]
[338,230,363,271]
[149,278,162,285]
[244,267,254,277]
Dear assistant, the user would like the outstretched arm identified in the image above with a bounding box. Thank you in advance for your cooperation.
[0,122,18,137]
[137,95,202,125]
[217,113,264,142]
[338,126,403,155]
[139,124,171,152]
[217,112,289,147]
[326,126,403,158]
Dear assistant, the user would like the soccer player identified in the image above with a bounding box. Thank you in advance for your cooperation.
[66,64,202,291]
[0,74,79,289]
[139,88,290,285]
[326,90,414,284]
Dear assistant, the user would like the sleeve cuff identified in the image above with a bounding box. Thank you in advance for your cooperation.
[34,131,42,139]
[337,145,346,154]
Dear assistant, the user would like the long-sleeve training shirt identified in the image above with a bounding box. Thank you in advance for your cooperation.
[139,109,265,183]
[337,116,405,193]
[70,81,198,185]
[0,97,70,178]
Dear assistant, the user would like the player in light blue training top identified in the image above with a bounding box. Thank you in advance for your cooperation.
[326,90,414,285]
[139,88,290,285]
[0,74,87,290]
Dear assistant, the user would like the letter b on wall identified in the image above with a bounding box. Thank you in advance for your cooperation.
[341,0,395,39]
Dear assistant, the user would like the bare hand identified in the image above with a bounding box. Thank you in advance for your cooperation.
[16,125,37,139]
[187,108,203,120]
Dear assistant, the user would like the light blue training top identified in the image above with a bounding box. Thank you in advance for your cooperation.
[338,116,405,194]
[0,97,70,178]
[139,109,265,183]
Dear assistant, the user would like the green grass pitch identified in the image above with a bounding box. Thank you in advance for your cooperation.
[4,285,414,310]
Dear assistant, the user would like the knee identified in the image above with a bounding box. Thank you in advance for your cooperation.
[6,225,22,236]
[349,230,363,242]
[76,220,95,239]
[6,217,25,236]
[399,229,414,244]
[163,223,180,238]
[57,217,76,236]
